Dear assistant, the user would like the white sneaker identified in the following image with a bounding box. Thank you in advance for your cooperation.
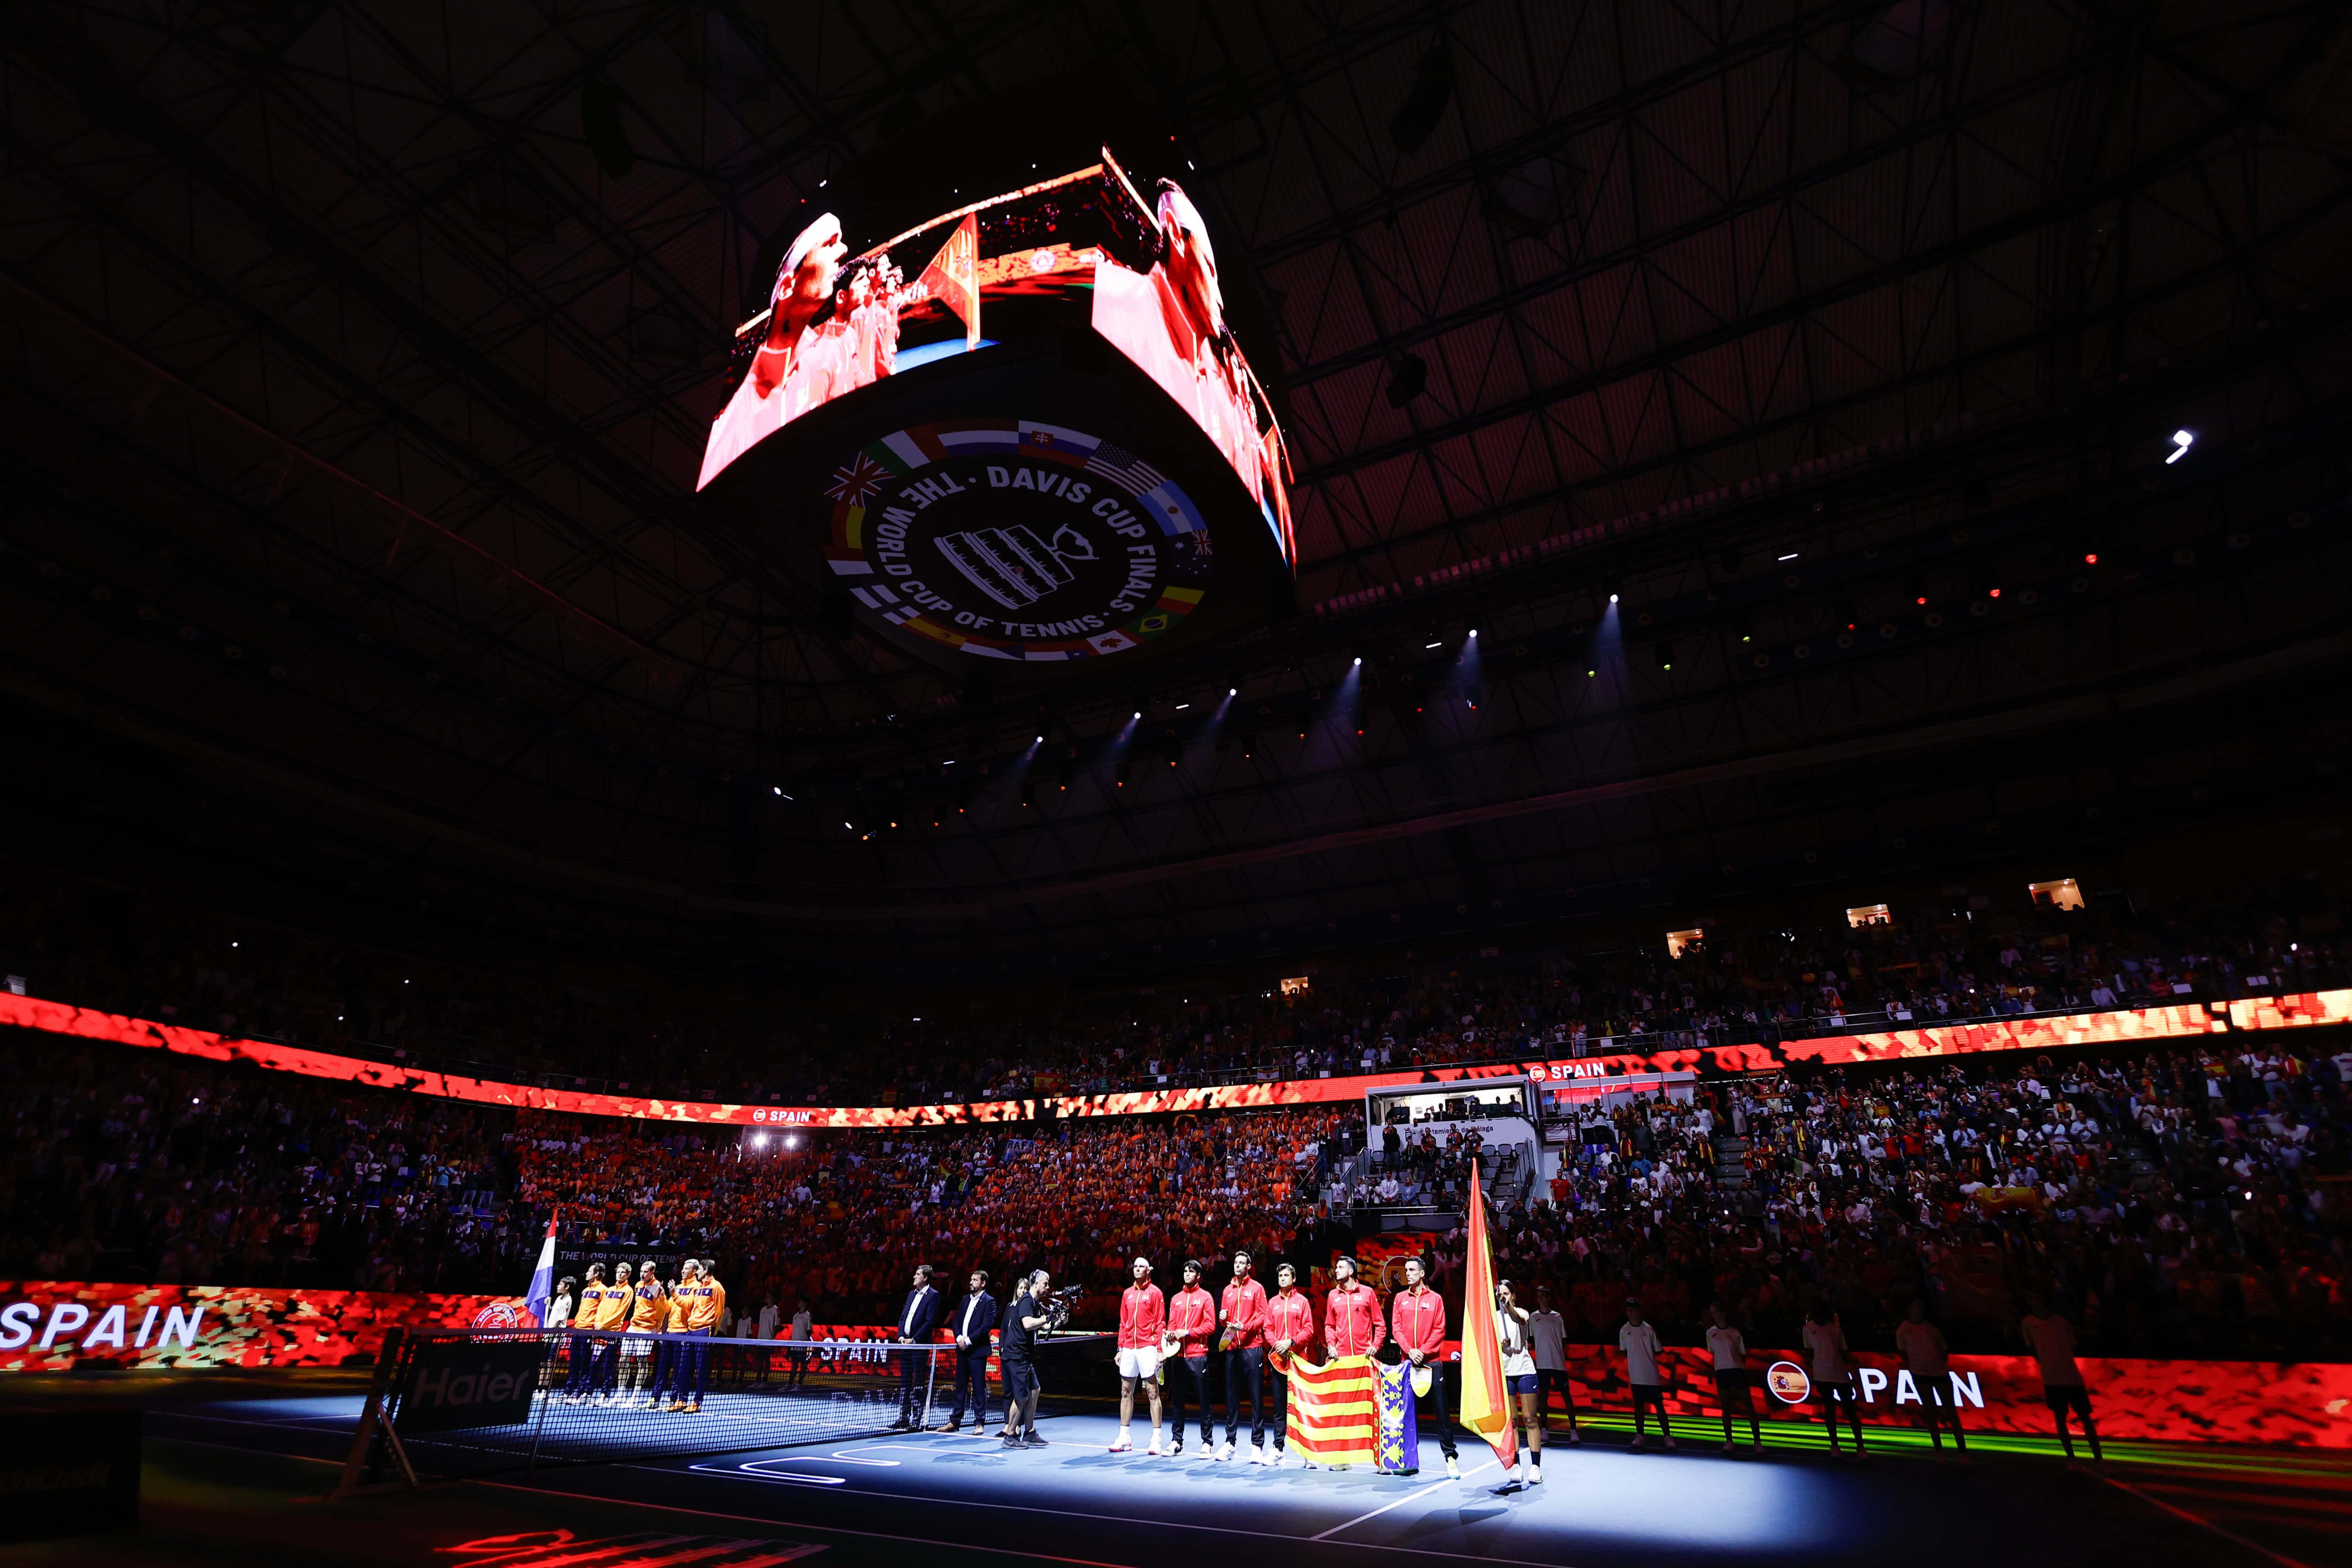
[1146,1435,1164,1457]
[1108,1434,1133,1453]
[1249,1445,1272,1466]
[1215,1440,1235,1461]
[1528,1462,1543,1485]
[1445,1455,1460,1479]
[1193,1444,1215,1460]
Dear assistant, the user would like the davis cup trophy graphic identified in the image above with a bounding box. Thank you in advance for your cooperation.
[935,521,1098,612]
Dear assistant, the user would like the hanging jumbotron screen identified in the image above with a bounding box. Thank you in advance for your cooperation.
[695,147,1295,676]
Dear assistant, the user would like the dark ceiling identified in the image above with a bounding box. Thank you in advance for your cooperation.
[3,0,2349,981]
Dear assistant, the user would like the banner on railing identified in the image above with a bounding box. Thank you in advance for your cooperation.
[1550,1342,2352,1449]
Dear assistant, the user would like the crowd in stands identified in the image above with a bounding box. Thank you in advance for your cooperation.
[0,1033,531,1294]
[4,866,2342,1115]
[513,1106,1358,1325]
[1390,1035,2352,1364]
[6,861,2351,1368]
[0,1029,1354,1325]
[7,1018,2350,1370]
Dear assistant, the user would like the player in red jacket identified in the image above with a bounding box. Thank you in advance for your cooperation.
[1162,1259,1219,1456]
[1265,1262,1317,1466]
[1389,1255,1460,1479]
[1217,1250,1271,1462]
[1322,1255,1386,1357]
[1113,1256,1168,1454]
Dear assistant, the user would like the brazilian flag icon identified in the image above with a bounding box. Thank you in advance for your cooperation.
[1139,614,1170,634]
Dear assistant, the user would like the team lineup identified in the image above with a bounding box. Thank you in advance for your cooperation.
[521,1244,2096,1477]
[882,1248,1566,1487]
[543,1258,728,1413]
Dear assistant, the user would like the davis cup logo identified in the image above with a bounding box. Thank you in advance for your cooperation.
[1764,1360,1812,1404]
[470,1302,525,1330]
[822,420,1210,662]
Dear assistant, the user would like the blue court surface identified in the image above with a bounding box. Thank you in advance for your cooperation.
[125,1393,2336,1568]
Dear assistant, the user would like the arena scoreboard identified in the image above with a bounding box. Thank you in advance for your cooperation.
[695,144,1295,680]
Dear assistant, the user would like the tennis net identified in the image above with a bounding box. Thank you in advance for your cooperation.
[338,1325,1107,1490]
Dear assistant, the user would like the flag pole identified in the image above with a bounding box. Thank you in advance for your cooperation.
[525,1206,559,1326]
[1457,1164,1515,1471]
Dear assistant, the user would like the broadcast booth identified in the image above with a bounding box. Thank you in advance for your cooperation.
[1363,1078,1543,1218]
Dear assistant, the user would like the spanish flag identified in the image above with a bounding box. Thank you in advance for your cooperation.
[1284,1354,1378,1466]
[919,212,981,351]
[1458,1162,1515,1468]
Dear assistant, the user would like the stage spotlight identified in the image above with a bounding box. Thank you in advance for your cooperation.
[2167,429,2194,464]
[1608,592,1619,604]
[1352,657,1363,665]
[1468,628,1478,638]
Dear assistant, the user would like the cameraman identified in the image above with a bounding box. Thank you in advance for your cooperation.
[999,1270,1054,1449]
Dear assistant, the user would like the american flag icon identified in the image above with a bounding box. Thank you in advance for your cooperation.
[1085,441,1168,496]
[825,452,892,506]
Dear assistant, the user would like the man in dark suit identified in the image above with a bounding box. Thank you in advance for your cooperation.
[934,1268,1001,1432]
[891,1263,943,1428]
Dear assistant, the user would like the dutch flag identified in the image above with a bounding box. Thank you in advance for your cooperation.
[524,1209,558,1327]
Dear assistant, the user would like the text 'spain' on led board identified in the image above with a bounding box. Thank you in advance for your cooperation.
[693,141,1295,678]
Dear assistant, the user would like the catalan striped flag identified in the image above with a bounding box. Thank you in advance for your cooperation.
[1284,1354,1379,1466]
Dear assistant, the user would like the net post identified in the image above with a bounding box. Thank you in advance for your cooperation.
[333,1326,406,1500]
[524,1329,556,1475]
[923,1339,940,1430]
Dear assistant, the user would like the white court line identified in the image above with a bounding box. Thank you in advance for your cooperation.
[617,1460,1585,1568]
[694,1463,845,1488]
[1310,1459,1500,1540]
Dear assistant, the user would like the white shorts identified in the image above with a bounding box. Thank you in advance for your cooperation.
[1116,1346,1161,1380]
[621,1336,654,1359]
